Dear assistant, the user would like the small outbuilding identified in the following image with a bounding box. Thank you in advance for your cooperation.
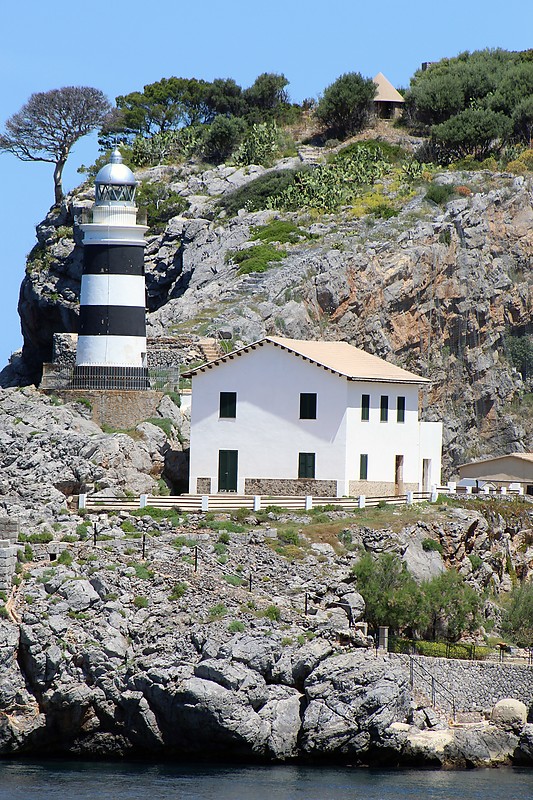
[184,336,442,497]
[458,454,533,495]
[372,72,405,119]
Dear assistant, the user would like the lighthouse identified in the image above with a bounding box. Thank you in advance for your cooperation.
[72,149,149,390]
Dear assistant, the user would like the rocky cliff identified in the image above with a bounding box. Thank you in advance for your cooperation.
[4,153,533,474]
[0,388,532,765]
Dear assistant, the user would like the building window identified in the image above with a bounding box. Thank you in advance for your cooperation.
[360,454,368,480]
[298,452,315,479]
[380,395,388,422]
[219,391,236,418]
[361,394,370,421]
[299,392,317,419]
[397,396,405,423]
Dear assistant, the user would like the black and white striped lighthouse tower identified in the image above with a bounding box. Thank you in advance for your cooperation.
[72,149,149,390]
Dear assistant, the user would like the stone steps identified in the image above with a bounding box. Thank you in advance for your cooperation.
[298,145,326,165]
[198,338,222,363]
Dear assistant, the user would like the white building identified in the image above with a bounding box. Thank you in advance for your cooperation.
[185,337,442,497]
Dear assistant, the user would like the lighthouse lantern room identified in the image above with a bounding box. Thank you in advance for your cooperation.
[72,149,149,390]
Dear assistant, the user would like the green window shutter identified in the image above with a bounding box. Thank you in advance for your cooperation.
[380,395,388,422]
[220,391,237,418]
[300,393,317,419]
[360,454,368,480]
[361,394,370,421]
[397,396,405,423]
[298,452,315,479]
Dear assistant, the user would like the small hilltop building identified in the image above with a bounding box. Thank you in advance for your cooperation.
[184,337,442,497]
[372,72,405,119]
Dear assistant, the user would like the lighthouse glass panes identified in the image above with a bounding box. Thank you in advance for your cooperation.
[71,149,149,391]
[96,183,136,203]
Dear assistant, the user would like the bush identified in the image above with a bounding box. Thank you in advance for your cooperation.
[133,596,148,609]
[228,620,245,633]
[57,550,73,566]
[169,581,187,600]
[502,579,533,646]
[218,168,303,215]
[316,72,377,138]
[202,115,246,164]
[145,417,174,438]
[173,535,197,549]
[223,574,244,587]
[128,563,154,580]
[136,181,187,233]
[263,604,281,621]
[278,528,299,546]
[425,183,456,205]
[422,538,443,553]
[250,220,316,245]
[26,531,53,544]
[469,554,483,570]
[431,108,513,160]
[209,603,228,620]
[218,532,230,544]
[226,243,286,275]
[121,520,137,534]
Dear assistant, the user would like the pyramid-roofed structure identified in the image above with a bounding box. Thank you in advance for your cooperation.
[373,72,405,104]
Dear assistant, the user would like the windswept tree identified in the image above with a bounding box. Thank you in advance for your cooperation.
[0,86,111,205]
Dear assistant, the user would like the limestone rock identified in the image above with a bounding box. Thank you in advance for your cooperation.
[491,698,528,732]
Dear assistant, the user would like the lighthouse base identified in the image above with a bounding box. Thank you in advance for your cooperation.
[71,365,150,391]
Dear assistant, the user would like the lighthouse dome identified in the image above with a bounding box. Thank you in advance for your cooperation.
[94,149,136,203]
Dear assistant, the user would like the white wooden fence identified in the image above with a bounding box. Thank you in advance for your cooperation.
[78,490,436,514]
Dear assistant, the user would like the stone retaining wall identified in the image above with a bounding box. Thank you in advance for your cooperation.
[348,481,418,496]
[391,653,533,713]
[54,390,163,430]
[244,478,338,497]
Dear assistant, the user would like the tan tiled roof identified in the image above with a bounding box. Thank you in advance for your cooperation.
[183,336,429,384]
[458,453,533,469]
[373,72,405,104]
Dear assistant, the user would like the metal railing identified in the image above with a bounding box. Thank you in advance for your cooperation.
[40,366,180,393]
[409,656,457,720]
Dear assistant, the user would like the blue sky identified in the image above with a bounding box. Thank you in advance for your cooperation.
[1,0,531,370]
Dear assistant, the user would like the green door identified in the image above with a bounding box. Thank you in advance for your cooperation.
[218,450,238,492]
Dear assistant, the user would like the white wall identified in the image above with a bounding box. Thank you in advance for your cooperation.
[188,342,443,494]
[189,344,349,492]
[345,381,430,487]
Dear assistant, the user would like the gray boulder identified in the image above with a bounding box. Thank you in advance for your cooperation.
[57,579,100,611]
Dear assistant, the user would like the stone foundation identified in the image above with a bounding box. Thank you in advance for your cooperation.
[196,478,212,494]
[50,389,163,430]
[244,478,338,497]
[348,481,418,497]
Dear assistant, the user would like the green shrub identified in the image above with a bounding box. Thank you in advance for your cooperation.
[213,541,228,556]
[133,595,149,609]
[173,535,197,549]
[0,606,9,619]
[225,243,287,275]
[26,531,53,544]
[121,520,137,534]
[212,521,245,534]
[316,72,377,138]
[425,183,456,205]
[136,182,187,233]
[57,550,73,566]
[202,115,246,163]
[76,523,90,540]
[422,538,443,553]
[228,620,245,633]
[169,581,188,600]
[218,169,303,215]
[278,528,299,546]
[218,532,230,544]
[61,534,77,543]
[128,563,154,580]
[469,554,483,570]
[209,603,228,620]
[250,220,315,245]
[223,574,244,587]
[263,604,281,621]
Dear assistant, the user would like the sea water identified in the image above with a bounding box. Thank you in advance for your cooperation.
[0,761,531,800]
